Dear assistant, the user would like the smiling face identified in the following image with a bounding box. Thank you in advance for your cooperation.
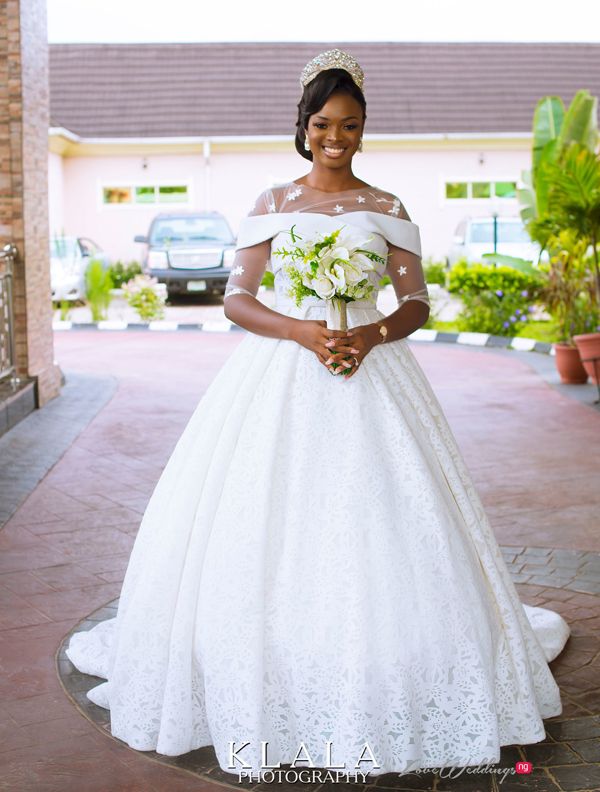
[304,91,365,170]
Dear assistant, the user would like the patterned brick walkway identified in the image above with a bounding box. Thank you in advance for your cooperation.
[1,331,599,791]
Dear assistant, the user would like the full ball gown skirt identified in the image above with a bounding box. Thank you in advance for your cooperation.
[66,299,570,777]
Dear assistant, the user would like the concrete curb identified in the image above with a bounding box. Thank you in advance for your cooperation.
[52,321,555,355]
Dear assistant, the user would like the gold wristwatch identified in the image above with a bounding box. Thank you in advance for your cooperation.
[376,321,388,343]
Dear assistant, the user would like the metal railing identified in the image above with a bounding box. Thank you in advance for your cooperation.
[0,243,19,388]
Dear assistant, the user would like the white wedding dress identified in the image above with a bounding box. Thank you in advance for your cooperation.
[66,181,570,777]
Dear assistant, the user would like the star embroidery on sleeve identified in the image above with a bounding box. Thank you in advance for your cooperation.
[388,197,401,216]
[232,265,245,276]
[356,195,366,203]
[397,266,408,276]
[267,201,276,213]
[286,187,303,201]
[333,204,344,213]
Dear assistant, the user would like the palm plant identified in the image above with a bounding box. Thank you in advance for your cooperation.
[541,143,600,306]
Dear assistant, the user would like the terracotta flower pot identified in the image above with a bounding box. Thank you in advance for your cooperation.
[573,332,600,384]
[553,343,588,384]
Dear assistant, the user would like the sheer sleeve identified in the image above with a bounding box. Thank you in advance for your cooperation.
[223,188,275,301]
[384,201,430,309]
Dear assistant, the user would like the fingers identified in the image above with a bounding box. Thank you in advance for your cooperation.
[327,346,360,359]
[324,351,361,364]
[325,356,359,376]
[324,330,354,344]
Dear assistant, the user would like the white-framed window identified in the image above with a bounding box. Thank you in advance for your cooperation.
[443,180,517,201]
[101,183,191,206]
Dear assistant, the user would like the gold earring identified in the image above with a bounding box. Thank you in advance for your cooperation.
[358,139,363,152]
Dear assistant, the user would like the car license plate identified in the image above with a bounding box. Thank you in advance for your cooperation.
[187,280,207,291]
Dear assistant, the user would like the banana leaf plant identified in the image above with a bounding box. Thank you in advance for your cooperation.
[518,89,599,251]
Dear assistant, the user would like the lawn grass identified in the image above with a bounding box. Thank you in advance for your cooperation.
[429,319,558,343]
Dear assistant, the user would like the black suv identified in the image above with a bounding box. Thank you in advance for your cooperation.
[134,211,237,297]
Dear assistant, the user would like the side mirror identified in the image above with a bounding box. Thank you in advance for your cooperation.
[134,234,148,243]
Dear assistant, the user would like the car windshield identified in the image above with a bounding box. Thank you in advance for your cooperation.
[470,221,532,244]
[150,217,233,246]
[50,238,78,259]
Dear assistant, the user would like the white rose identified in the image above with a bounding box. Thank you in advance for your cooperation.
[313,276,336,299]
[343,260,364,285]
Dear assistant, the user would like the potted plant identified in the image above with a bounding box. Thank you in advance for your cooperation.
[539,230,597,383]
[542,143,600,382]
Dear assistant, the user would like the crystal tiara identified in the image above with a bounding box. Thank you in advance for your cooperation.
[300,48,364,91]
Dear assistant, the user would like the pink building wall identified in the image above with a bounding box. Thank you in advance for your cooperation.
[48,143,529,263]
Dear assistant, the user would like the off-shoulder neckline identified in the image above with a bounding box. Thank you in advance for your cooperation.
[290,180,377,194]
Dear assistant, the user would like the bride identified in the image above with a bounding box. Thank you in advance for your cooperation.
[66,49,570,779]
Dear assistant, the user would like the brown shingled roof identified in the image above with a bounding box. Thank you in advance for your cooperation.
[48,41,600,138]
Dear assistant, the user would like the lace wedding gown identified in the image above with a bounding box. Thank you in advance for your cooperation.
[66,181,570,777]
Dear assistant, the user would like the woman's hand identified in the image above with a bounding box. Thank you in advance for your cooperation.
[290,319,354,372]
[323,322,381,379]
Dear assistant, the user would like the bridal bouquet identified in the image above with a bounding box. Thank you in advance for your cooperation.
[272,224,387,332]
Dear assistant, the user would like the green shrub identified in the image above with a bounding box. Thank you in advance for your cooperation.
[108,260,142,289]
[449,262,542,336]
[448,261,540,296]
[423,258,447,286]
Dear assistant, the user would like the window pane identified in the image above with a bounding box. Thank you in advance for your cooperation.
[445,182,468,199]
[470,220,530,243]
[472,182,491,198]
[498,222,531,243]
[103,187,132,204]
[135,186,156,203]
[494,181,517,198]
[149,216,234,245]
[470,222,494,243]
[158,185,188,203]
